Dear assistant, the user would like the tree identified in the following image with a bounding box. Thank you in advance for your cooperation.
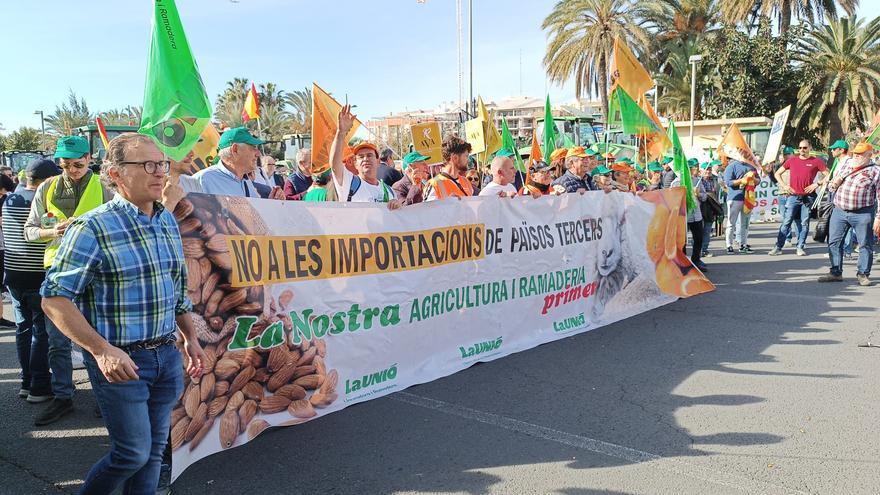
[720,0,858,35]
[701,19,801,121]
[99,106,142,126]
[45,90,92,135]
[542,0,650,120]
[640,0,721,45]
[4,127,43,151]
[792,15,880,142]
[284,86,312,134]
[214,77,250,129]
[655,41,708,119]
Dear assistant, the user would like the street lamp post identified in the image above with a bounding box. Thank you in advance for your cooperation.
[688,55,702,149]
[34,110,45,143]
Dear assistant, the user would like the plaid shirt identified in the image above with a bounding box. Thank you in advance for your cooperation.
[41,194,191,346]
[832,159,880,219]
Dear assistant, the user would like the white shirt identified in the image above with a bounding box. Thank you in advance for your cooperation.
[193,162,258,197]
[178,174,203,194]
[333,169,395,203]
[479,182,517,197]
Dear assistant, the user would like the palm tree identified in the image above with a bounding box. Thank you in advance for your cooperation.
[45,90,92,135]
[640,0,721,45]
[284,86,312,134]
[98,106,142,126]
[720,0,858,34]
[214,78,250,128]
[542,0,650,121]
[792,15,880,141]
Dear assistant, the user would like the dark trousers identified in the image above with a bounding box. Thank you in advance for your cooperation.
[685,220,704,265]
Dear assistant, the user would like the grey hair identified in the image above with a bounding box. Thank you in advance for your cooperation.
[296,148,310,163]
[564,155,581,169]
[218,146,234,163]
[101,132,154,190]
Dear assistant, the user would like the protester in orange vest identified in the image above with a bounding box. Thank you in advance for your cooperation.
[519,160,556,198]
[424,137,474,201]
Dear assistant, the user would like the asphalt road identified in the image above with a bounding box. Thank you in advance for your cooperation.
[0,223,878,495]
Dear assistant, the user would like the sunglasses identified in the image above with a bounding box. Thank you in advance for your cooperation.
[61,161,89,169]
[798,147,809,150]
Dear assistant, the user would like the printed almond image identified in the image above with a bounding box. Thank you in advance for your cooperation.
[171,194,339,453]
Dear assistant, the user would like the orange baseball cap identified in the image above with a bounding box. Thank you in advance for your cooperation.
[351,142,379,157]
[567,146,589,158]
[852,142,874,154]
[611,162,634,173]
[549,148,568,162]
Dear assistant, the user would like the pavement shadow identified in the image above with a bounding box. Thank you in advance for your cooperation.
[0,224,875,494]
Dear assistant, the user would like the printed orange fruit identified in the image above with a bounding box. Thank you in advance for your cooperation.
[655,257,685,296]
[646,205,670,263]
[680,272,715,296]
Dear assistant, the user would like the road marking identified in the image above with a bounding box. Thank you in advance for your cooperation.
[24,427,107,439]
[392,392,809,495]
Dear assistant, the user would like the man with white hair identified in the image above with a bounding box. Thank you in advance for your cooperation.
[479,154,517,197]
[283,148,313,200]
[193,127,284,199]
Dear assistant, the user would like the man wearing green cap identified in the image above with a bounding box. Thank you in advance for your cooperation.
[480,154,517,198]
[591,164,613,192]
[24,135,113,426]
[392,151,432,204]
[660,156,676,188]
[193,127,283,199]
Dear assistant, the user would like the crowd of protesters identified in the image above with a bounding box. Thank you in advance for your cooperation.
[1,105,878,494]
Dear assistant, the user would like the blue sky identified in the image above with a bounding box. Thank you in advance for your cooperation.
[1,0,879,134]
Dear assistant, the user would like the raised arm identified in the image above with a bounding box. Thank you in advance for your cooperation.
[331,104,356,185]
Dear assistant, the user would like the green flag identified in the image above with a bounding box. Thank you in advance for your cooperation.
[607,87,662,136]
[562,133,575,148]
[501,117,525,173]
[542,95,556,158]
[867,124,880,147]
[139,0,211,161]
[667,121,696,213]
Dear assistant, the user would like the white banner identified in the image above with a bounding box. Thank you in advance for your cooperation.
[762,106,791,165]
[750,178,782,222]
[170,189,714,479]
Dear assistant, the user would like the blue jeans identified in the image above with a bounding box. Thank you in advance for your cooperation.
[701,221,713,252]
[828,205,875,277]
[9,286,51,394]
[46,317,75,400]
[776,195,812,249]
[80,342,183,495]
[843,228,856,255]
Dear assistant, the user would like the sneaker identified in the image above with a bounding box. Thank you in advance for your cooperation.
[844,253,854,260]
[768,247,783,256]
[727,246,734,254]
[702,251,714,258]
[786,239,795,247]
[796,247,807,256]
[26,391,53,404]
[0,318,15,329]
[817,273,844,283]
[34,398,74,426]
[740,245,753,253]
[857,274,872,286]
[18,388,29,399]
[157,463,172,495]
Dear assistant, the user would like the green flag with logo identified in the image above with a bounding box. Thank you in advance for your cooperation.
[542,95,556,158]
[501,117,525,173]
[139,0,211,161]
[667,121,696,213]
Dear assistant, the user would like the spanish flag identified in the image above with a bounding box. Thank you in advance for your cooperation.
[242,83,260,122]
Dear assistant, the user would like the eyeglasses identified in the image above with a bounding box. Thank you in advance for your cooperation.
[798,147,809,150]
[60,161,89,169]
[118,160,171,175]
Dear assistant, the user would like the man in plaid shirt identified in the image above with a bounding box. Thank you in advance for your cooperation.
[819,142,880,285]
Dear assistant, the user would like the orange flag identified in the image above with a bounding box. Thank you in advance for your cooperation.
[637,94,671,160]
[610,37,654,99]
[312,82,362,174]
[241,83,260,122]
[717,123,759,167]
[526,133,542,184]
[95,117,111,150]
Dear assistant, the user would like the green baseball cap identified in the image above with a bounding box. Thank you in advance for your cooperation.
[591,164,611,176]
[495,148,516,158]
[828,139,849,150]
[699,162,711,170]
[661,156,673,164]
[583,147,598,156]
[218,127,265,150]
[53,135,89,159]
[782,146,795,154]
[647,162,664,172]
[634,164,645,172]
[687,158,699,167]
[402,150,431,169]
[710,159,722,166]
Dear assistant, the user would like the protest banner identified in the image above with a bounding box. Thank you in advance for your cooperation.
[169,188,713,479]
[410,122,443,165]
[762,106,791,165]
[750,177,782,222]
